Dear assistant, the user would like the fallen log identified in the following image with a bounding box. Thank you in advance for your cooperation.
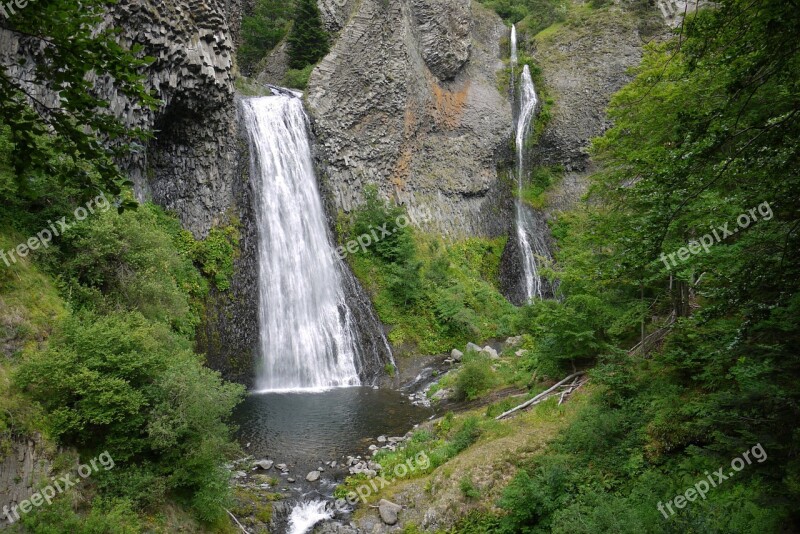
[495,372,585,420]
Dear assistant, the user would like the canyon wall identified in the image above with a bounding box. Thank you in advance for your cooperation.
[306,0,514,239]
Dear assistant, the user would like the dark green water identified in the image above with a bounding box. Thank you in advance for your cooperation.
[233,387,433,474]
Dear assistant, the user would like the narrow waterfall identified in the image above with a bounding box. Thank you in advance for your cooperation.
[510,24,517,104]
[511,29,552,302]
[243,94,364,391]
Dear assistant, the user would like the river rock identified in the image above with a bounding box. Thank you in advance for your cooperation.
[368,444,378,451]
[276,463,288,472]
[466,342,482,354]
[451,349,464,361]
[287,477,296,483]
[378,499,402,525]
[377,435,387,443]
[306,470,321,482]
[481,346,499,359]
[253,459,273,470]
[505,336,523,347]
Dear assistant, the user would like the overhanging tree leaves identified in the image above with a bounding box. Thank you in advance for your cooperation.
[0,0,159,205]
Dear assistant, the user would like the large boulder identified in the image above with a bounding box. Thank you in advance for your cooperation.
[378,499,402,525]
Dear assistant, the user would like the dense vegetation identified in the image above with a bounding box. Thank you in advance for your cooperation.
[341,187,519,354]
[0,2,245,530]
[237,0,330,89]
[449,0,800,531]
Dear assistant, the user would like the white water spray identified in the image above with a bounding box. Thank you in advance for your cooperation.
[511,29,550,302]
[243,95,362,391]
[287,500,333,534]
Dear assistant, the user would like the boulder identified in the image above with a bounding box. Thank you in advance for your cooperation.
[451,348,464,361]
[505,336,523,347]
[466,342,482,354]
[253,459,273,470]
[306,470,320,482]
[378,499,402,525]
[481,345,499,359]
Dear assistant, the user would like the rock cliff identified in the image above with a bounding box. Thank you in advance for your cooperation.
[306,0,513,239]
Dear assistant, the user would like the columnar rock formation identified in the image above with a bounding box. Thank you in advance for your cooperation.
[306,0,513,239]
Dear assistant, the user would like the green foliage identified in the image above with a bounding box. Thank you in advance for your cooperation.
[15,311,245,522]
[460,475,481,499]
[453,1,800,531]
[519,166,562,209]
[21,496,144,534]
[178,221,240,291]
[454,354,497,401]
[287,0,330,70]
[283,64,315,89]
[0,0,158,204]
[345,189,518,353]
[53,204,207,336]
[238,0,293,74]
[478,0,566,33]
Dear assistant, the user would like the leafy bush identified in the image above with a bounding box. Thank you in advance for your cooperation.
[454,354,496,401]
[344,190,518,353]
[283,64,315,90]
[15,311,245,522]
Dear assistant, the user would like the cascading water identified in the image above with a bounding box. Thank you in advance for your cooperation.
[511,28,552,302]
[510,24,517,104]
[243,94,364,391]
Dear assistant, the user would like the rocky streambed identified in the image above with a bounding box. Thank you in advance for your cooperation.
[228,337,528,533]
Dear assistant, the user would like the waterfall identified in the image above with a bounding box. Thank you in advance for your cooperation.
[510,24,517,104]
[512,34,551,302]
[243,94,365,391]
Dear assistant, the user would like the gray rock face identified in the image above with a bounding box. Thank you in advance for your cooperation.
[256,39,290,85]
[318,0,359,32]
[307,0,513,239]
[0,437,51,514]
[411,0,472,81]
[378,499,402,525]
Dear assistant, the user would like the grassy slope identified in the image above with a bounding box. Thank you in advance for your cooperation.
[352,389,590,531]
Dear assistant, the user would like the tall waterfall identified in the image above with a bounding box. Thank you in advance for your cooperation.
[511,28,551,302]
[243,94,364,391]
[510,24,517,103]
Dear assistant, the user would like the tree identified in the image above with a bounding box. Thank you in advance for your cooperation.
[0,0,158,206]
[287,0,330,70]
[238,0,293,74]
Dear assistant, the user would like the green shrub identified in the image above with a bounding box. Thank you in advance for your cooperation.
[55,204,208,336]
[283,64,315,89]
[15,311,245,523]
[454,355,496,401]
[460,475,481,499]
